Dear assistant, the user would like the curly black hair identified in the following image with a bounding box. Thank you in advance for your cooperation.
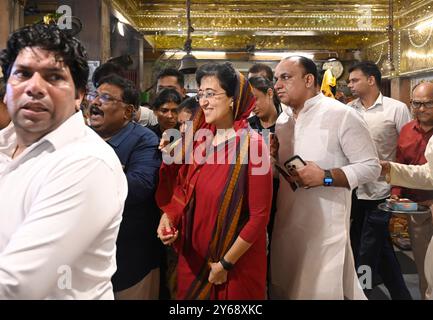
[0,23,89,92]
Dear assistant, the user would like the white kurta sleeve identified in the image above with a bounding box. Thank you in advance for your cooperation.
[390,136,433,190]
[338,109,381,190]
[0,157,127,299]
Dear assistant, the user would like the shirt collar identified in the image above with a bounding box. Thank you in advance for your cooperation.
[300,93,323,114]
[107,122,134,148]
[352,93,383,110]
[1,111,86,152]
[283,93,322,117]
[38,111,87,150]
[413,120,433,134]
[0,111,86,163]
[0,121,17,158]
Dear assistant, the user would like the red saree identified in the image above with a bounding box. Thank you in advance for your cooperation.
[156,72,272,299]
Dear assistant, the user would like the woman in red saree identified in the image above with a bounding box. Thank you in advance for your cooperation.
[156,62,272,300]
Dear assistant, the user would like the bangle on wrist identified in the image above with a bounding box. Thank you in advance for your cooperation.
[219,257,234,271]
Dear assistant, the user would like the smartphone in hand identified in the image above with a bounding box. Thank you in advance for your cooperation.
[284,155,306,172]
[273,161,299,192]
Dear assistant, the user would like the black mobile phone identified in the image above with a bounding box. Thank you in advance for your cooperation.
[284,155,307,172]
[273,161,298,192]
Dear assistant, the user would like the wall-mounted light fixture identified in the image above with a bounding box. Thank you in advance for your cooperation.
[117,21,125,37]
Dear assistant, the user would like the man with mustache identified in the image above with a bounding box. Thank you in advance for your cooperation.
[269,56,381,299]
[89,74,162,299]
[0,23,127,299]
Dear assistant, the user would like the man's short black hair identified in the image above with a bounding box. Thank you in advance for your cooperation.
[153,88,182,110]
[98,74,140,109]
[0,23,89,92]
[348,61,382,88]
[248,63,273,82]
[156,67,185,88]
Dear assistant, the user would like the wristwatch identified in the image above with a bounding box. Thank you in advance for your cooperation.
[219,257,234,271]
[323,169,333,186]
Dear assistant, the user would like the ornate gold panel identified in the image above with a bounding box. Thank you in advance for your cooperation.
[113,0,433,75]
[146,33,385,51]
[113,0,393,51]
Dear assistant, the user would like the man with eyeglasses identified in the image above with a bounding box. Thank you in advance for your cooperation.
[380,85,433,301]
[387,82,433,299]
[348,61,412,299]
[89,74,163,299]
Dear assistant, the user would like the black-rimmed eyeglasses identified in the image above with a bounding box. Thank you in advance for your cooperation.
[87,92,124,104]
[411,100,433,109]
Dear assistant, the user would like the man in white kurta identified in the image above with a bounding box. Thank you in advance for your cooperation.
[269,56,381,300]
[382,136,433,300]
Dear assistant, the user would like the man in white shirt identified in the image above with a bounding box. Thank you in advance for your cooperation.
[348,61,412,299]
[134,103,158,127]
[269,56,381,299]
[0,23,127,299]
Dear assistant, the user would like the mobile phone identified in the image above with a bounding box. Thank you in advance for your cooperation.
[273,161,298,192]
[284,155,306,172]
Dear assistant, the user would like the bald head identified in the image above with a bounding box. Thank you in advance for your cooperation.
[281,56,318,87]
[413,82,433,99]
[412,82,433,127]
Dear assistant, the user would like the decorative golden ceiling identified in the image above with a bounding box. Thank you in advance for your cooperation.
[111,0,432,54]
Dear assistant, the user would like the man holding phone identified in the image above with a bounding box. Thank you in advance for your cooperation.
[269,56,381,300]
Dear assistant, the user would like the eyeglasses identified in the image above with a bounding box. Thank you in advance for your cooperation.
[411,100,433,109]
[195,91,226,102]
[87,92,124,104]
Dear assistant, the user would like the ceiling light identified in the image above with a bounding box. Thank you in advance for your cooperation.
[164,50,226,59]
[117,21,125,37]
[415,18,433,31]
